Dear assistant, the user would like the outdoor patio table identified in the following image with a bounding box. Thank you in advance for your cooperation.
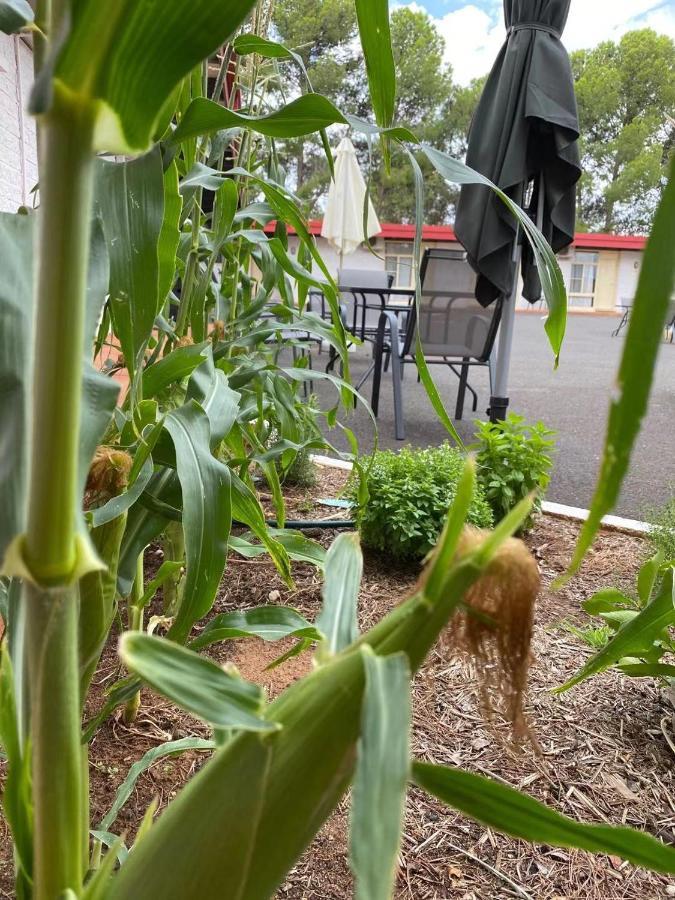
[336,284,415,391]
[341,284,415,344]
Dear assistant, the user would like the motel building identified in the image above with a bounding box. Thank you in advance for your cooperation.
[281,222,646,317]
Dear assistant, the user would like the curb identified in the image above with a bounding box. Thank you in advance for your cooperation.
[310,454,651,537]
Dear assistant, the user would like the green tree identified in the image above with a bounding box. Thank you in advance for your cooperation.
[368,7,458,224]
[271,2,475,224]
[571,29,675,233]
[272,0,358,204]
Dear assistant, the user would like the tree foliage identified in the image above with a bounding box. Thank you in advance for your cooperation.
[571,29,675,234]
[272,0,477,223]
[272,7,674,235]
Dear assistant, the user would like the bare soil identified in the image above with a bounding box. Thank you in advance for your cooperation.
[1,463,674,899]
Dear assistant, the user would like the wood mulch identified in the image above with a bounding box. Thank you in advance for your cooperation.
[1,463,674,899]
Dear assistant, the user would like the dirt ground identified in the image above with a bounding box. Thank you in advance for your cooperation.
[1,463,674,899]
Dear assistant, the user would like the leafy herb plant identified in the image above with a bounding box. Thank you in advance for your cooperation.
[646,493,675,564]
[473,413,555,529]
[349,444,493,561]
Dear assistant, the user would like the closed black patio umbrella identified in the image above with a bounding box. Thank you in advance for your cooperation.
[454,0,581,420]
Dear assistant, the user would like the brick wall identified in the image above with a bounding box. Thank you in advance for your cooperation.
[0,34,37,213]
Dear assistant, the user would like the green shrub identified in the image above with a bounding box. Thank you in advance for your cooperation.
[646,494,675,562]
[349,444,494,561]
[472,413,555,530]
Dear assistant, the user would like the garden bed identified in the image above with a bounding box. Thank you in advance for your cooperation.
[2,465,674,899]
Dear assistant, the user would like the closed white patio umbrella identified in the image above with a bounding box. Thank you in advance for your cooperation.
[321,137,381,269]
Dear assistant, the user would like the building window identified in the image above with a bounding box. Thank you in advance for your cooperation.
[568,251,598,307]
[385,241,414,288]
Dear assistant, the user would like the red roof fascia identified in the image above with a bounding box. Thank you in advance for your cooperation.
[263,219,647,250]
[265,219,458,241]
[573,232,647,251]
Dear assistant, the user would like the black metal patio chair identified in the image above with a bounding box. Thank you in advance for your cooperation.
[371,248,503,440]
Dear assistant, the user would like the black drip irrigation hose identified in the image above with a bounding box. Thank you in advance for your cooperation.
[137,491,355,530]
[262,518,355,530]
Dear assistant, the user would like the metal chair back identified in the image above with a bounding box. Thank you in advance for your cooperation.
[402,248,502,361]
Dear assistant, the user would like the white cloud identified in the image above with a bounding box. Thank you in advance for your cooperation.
[396,0,675,84]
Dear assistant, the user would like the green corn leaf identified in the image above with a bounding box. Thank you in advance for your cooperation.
[350,649,410,900]
[565,158,675,578]
[142,341,211,397]
[582,589,630,616]
[210,178,239,252]
[189,607,321,653]
[170,95,347,144]
[0,212,34,559]
[89,831,129,866]
[44,0,258,152]
[79,511,128,698]
[405,146,465,449]
[228,530,326,568]
[0,649,32,891]
[354,0,396,168]
[0,0,33,32]
[82,835,126,900]
[84,219,111,356]
[136,560,184,612]
[157,161,182,308]
[89,457,153,528]
[79,364,121,516]
[116,470,175,596]
[557,569,675,692]
[618,662,675,678]
[316,533,363,656]
[346,114,417,144]
[97,736,215,833]
[82,676,142,743]
[95,148,164,377]
[281,367,376,430]
[119,633,278,732]
[423,459,476,604]
[422,144,567,365]
[163,402,232,643]
[265,637,314,671]
[0,219,118,568]
[412,762,675,874]
[179,161,235,193]
[637,552,664,606]
[186,352,240,447]
[230,472,292,588]
[233,33,305,66]
[231,33,335,178]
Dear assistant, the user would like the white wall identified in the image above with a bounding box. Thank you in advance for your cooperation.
[616,251,642,308]
[289,235,386,277]
[0,34,37,213]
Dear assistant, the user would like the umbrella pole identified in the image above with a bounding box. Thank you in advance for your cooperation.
[489,174,545,423]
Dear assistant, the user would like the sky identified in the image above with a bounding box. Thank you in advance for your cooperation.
[393,0,675,83]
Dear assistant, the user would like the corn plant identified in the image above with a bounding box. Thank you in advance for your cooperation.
[1,0,675,898]
[558,554,675,691]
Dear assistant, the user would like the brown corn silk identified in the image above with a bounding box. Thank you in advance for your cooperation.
[85,447,133,506]
[445,528,540,737]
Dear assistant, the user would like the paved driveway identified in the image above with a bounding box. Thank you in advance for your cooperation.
[314,313,675,518]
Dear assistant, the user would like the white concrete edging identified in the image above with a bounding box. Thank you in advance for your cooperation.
[310,454,651,537]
